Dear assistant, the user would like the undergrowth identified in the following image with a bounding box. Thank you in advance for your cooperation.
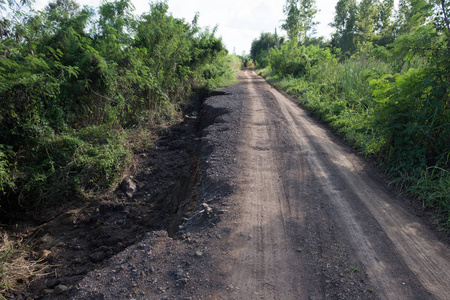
[0,1,243,220]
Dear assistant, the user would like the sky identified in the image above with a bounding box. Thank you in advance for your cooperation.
[33,0,340,55]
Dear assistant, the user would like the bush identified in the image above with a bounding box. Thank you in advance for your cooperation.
[270,41,336,77]
[0,0,237,216]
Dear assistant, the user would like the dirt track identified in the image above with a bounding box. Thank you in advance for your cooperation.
[71,69,450,299]
[212,69,450,299]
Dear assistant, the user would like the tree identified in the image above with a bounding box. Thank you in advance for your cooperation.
[330,0,357,55]
[0,0,232,214]
[395,0,433,36]
[282,0,319,44]
[377,0,395,45]
[355,0,380,45]
[282,0,301,41]
[0,0,33,11]
[46,0,80,17]
[430,0,450,34]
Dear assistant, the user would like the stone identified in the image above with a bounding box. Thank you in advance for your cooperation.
[54,285,68,294]
[122,176,137,198]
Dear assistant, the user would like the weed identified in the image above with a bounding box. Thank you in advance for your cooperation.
[348,266,360,273]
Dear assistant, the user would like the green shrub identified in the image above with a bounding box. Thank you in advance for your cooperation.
[0,0,237,215]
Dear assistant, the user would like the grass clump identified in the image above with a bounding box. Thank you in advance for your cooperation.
[5,125,131,213]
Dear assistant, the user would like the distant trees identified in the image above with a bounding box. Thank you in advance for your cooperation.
[250,32,284,67]
[328,0,439,58]
[330,0,357,55]
[354,0,381,44]
[282,0,319,44]
[0,0,33,10]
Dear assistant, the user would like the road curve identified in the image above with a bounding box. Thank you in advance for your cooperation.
[215,69,450,300]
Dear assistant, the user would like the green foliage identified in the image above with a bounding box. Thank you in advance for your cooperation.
[0,146,15,196]
[270,41,336,77]
[4,125,130,209]
[0,0,235,216]
[330,0,357,55]
[250,32,284,68]
[355,0,380,44]
[198,53,240,89]
[282,0,319,43]
[260,1,450,226]
[395,0,433,36]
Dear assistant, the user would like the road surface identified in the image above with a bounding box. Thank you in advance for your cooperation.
[72,68,450,300]
[213,69,450,300]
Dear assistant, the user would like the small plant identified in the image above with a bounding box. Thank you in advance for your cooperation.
[348,266,360,273]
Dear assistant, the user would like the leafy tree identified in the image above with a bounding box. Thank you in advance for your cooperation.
[395,0,433,36]
[0,0,33,10]
[46,0,80,17]
[282,0,301,41]
[0,0,233,216]
[377,0,395,45]
[330,0,357,56]
[282,0,319,44]
[431,0,450,33]
[355,0,381,45]
[270,41,336,77]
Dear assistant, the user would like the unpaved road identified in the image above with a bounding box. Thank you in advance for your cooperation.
[213,69,450,299]
[71,69,450,299]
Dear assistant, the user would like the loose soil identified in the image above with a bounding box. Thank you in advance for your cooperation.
[4,69,450,299]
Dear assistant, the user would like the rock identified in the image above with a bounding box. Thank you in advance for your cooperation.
[54,285,68,294]
[195,251,203,257]
[137,243,150,251]
[121,176,137,198]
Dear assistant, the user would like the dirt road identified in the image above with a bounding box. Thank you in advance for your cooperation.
[72,69,450,299]
[213,69,450,299]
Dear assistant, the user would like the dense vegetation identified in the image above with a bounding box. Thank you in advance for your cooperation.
[0,0,240,219]
[252,0,450,227]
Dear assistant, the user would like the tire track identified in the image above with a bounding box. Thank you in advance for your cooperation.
[267,72,450,300]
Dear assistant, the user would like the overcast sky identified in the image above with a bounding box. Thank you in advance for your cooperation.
[33,0,340,55]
